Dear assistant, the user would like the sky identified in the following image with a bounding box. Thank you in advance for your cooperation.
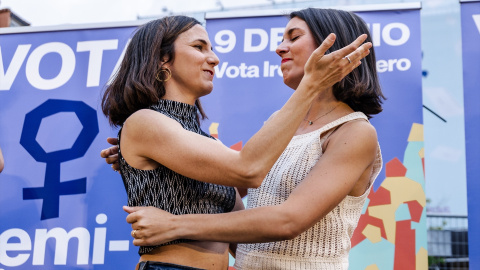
[1,0,311,26]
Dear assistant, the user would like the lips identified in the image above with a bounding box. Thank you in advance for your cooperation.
[204,70,214,76]
[281,58,292,64]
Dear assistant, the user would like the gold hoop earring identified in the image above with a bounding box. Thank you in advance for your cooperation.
[156,68,172,82]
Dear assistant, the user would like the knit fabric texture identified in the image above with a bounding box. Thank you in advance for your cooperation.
[234,112,383,270]
[118,99,236,255]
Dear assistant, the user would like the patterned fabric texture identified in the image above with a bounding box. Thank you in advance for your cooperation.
[118,99,236,255]
[234,112,383,270]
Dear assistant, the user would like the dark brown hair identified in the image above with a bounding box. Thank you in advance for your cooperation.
[290,8,385,118]
[102,15,207,126]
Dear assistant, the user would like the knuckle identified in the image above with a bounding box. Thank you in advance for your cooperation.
[331,54,341,61]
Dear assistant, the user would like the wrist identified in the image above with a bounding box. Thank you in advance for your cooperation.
[172,214,201,241]
[297,76,324,99]
[170,214,185,240]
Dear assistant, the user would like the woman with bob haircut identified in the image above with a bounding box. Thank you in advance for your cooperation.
[101,12,372,270]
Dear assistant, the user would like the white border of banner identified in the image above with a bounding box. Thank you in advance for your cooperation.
[0,19,148,35]
[460,0,480,3]
[205,2,421,19]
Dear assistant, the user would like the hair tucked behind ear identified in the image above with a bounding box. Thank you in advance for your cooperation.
[101,16,207,127]
[290,8,386,118]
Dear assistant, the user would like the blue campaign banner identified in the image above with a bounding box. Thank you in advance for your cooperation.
[0,25,140,269]
[0,4,423,269]
[461,0,480,268]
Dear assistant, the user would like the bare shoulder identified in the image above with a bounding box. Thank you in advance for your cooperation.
[123,109,181,138]
[327,118,378,154]
[120,109,185,164]
[342,118,377,139]
[126,108,168,123]
[125,109,178,127]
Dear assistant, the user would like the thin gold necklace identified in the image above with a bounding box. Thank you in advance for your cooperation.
[304,104,340,125]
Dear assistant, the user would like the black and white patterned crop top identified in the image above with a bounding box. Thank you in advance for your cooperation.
[117,99,237,255]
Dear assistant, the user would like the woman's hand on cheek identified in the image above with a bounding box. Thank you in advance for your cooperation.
[303,33,372,90]
[124,206,176,246]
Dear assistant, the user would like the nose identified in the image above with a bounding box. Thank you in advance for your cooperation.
[276,41,289,56]
[208,51,220,67]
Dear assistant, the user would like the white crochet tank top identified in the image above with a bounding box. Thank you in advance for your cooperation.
[234,112,383,270]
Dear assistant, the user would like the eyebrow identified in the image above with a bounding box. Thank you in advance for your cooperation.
[194,39,208,45]
[192,39,214,51]
[285,27,302,37]
[281,27,302,42]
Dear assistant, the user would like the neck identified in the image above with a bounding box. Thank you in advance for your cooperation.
[162,86,198,106]
[304,94,353,126]
[308,92,340,116]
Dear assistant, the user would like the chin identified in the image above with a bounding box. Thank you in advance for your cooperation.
[200,87,213,97]
[282,72,301,90]
[283,77,299,90]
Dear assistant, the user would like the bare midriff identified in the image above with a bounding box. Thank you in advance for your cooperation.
[136,242,230,270]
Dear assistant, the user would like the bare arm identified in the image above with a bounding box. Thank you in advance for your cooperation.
[125,121,379,245]
[229,189,245,257]
[105,34,372,188]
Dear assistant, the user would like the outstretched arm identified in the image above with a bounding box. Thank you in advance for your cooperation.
[125,120,379,245]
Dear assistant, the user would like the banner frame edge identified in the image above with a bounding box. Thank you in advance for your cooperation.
[0,19,150,35]
[205,2,422,19]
